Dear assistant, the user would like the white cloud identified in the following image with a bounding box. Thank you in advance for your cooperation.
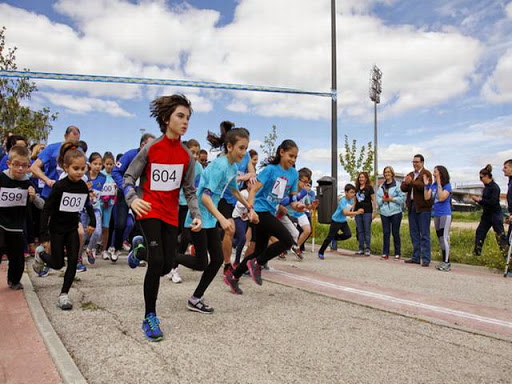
[40,92,134,117]
[506,2,512,19]
[481,48,512,103]
[300,148,332,163]
[0,0,484,122]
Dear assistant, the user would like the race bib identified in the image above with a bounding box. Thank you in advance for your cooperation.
[100,182,116,196]
[150,163,183,192]
[271,177,287,200]
[59,192,87,212]
[38,179,46,189]
[0,188,28,207]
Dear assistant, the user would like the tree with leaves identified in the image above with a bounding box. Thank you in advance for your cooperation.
[338,134,374,182]
[0,27,57,147]
[259,124,278,165]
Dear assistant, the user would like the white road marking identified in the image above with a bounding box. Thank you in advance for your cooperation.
[270,269,512,329]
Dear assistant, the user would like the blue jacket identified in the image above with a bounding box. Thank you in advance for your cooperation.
[376,180,405,217]
[112,148,138,193]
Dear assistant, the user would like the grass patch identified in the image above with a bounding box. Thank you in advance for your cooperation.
[80,301,104,311]
[311,219,507,270]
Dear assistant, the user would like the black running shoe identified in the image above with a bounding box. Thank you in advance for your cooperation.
[223,273,243,294]
[247,259,262,285]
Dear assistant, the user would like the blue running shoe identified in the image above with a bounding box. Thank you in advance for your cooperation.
[318,253,324,260]
[76,263,87,273]
[128,236,145,269]
[38,265,50,277]
[142,313,163,341]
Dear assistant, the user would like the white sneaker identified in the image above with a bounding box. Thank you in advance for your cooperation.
[169,268,182,283]
[139,260,147,267]
[56,293,73,310]
[102,250,110,260]
[110,250,119,262]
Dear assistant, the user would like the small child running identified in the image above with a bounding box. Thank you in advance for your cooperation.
[318,184,363,259]
[0,146,44,289]
[33,141,96,310]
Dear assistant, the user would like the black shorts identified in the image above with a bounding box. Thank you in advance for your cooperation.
[218,198,235,219]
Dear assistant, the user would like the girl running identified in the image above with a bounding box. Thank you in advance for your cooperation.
[99,152,117,260]
[173,128,258,312]
[81,152,106,264]
[123,94,201,342]
[32,141,96,310]
[224,139,305,294]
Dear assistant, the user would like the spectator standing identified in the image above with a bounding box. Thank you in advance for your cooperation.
[401,154,433,267]
[376,166,405,260]
[354,171,377,256]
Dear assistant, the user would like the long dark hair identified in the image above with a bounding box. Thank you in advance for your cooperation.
[268,139,298,165]
[434,165,450,186]
[207,121,250,154]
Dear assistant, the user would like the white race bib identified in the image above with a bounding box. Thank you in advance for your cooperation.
[59,192,87,212]
[100,182,116,196]
[0,188,28,207]
[38,179,46,189]
[271,177,287,200]
[150,163,183,192]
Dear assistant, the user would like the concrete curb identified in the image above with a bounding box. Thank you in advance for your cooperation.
[22,272,87,384]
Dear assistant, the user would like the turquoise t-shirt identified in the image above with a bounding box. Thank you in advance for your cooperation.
[332,197,354,223]
[222,152,250,205]
[179,161,203,206]
[253,164,298,214]
[185,155,238,229]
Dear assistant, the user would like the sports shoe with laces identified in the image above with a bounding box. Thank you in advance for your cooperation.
[354,250,364,255]
[318,253,324,260]
[291,246,303,261]
[76,262,87,272]
[247,259,262,285]
[223,263,234,276]
[223,272,243,294]
[38,265,50,278]
[122,240,131,251]
[85,249,96,265]
[436,262,451,272]
[364,249,371,256]
[169,268,182,283]
[33,246,46,275]
[56,293,73,310]
[187,297,214,314]
[128,236,145,269]
[110,249,119,263]
[102,250,110,260]
[142,312,163,341]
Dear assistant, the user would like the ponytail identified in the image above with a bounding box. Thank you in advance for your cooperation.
[268,139,298,165]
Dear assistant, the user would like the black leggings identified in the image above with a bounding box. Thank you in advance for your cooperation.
[319,221,352,255]
[139,219,178,316]
[41,230,79,294]
[233,211,294,279]
[0,229,25,285]
[174,228,223,299]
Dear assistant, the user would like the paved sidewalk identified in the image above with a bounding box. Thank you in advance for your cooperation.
[0,263,60,384]
[23,247,512,384]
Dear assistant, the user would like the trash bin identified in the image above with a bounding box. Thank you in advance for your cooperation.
[316,176,337,224]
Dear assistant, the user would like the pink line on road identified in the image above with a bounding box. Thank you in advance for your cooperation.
[266,265,512,339]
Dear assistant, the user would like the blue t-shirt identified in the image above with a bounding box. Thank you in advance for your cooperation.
[179,161,203,206]
[87,172,107,210]
[222,152,250,205]
[37,142,63,198]
[432,183,452,217]
[0,154,8,172]
[254,164,298,214]
[185,155,238,229]
[332,197,354,223]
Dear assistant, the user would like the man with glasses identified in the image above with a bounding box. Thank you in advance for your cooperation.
[401,154,433,267]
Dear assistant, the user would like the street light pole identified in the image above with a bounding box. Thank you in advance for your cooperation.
[369,65,382,185]
[331,0,337,185]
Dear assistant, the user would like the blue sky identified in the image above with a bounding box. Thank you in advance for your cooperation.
[1,0,512,191]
